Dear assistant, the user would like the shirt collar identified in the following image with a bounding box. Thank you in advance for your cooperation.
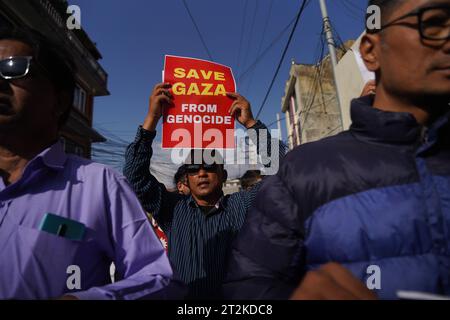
[32,140,67,170]
[0,141,67,193]
[188,193,227,216]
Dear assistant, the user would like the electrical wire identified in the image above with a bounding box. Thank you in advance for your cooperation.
[182,0,214,61]
[255,0,311,119]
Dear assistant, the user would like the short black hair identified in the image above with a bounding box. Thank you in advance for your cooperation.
[240,170,262,190]
[366,0,405,30]
[0,26,76,128]
[174,165,187,185]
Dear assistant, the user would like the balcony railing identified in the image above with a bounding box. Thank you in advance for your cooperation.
[39,0,64,28]
[35,0,108,86]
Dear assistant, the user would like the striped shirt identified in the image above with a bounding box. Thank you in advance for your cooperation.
[123,122,286,299]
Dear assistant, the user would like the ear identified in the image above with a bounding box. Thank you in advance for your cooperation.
[186,176,192,188]
[360,33,381,73]
[222,169,228,183]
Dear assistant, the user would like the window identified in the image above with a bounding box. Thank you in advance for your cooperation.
[292,90,299,112]
[74,146,85,157]
[73,84,87,115]
[289,96,299,146]
[60,137,85,157]
[60,137,66,150]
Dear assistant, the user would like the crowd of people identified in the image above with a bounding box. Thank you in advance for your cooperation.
[0,0,449,300]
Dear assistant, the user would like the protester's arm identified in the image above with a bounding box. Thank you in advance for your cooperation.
[223,165,304,299]
[247,120,288,167]
[226,92,287,172]
[123,83,180,228]
[71,174,185,300]
[123,127,178,225]
[240,118,288,207]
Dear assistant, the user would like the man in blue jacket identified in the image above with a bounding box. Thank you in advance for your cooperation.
[224,0,450,299]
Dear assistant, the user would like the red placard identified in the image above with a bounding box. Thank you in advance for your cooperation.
[162,55,236,149]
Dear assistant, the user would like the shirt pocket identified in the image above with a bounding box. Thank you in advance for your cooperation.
[11,225,85,299]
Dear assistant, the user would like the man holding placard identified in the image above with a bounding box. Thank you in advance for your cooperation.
[124,57,286,299]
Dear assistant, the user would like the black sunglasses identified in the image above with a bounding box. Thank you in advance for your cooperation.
[372,4,450,41]
[185,164,220,175]
[0,56,33,80]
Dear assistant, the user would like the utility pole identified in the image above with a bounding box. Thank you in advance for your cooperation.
[319,0,344,129]
[276,113,283,142]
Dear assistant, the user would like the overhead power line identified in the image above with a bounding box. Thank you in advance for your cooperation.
[237,15,296,82]
[343,0,365,14]
[340,0,363,21]
[267,115,286,128]
[236,0,249,75]
[244,0,274,95]
[240,0,260,85]
[182,0,214,61]
[255,0,311,119]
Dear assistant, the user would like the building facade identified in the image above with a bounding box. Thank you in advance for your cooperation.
[223,179,241,195]
[281,41,354,149]
[335,34,375,130]
[0,0,109,158]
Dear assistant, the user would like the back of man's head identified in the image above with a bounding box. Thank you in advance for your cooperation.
[0,26,76,128]
[174,165,187,185]
[240,170,262,190]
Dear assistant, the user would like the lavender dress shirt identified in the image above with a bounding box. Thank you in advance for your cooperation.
[0,141,173,299]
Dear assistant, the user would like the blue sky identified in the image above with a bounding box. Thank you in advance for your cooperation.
[71,0,367,143]
[71,0,368,183]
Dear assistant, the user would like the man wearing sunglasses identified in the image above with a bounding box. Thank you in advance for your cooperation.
[124,84,286,299]
[224,0,450,299]
[0,27,176,299]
